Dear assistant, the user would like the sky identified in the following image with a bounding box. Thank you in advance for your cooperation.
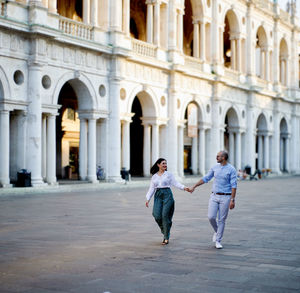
[277,0,300,19]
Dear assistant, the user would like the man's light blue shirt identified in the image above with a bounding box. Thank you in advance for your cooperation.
[202,163,237,193]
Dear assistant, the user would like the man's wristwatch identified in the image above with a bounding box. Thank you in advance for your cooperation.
[230,198,235,203]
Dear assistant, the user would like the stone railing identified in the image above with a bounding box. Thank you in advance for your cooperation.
[224,68,240,80]
[254,0,273,10]
[184,55,203,70]
[132,39,157,58]
[59,17,94,40]
[280,10,290,22]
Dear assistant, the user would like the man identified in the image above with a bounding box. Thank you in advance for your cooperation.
[191,151,237,249]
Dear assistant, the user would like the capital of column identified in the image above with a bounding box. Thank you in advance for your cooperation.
[192,18,200,24]
[178,119,187,128]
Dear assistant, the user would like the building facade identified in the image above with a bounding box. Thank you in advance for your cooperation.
[0,0,300,187]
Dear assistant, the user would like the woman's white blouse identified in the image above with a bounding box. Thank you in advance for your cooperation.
[146,171,185,201]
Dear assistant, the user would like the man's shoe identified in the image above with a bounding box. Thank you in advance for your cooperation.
[215,241,223,249]
[212,232,217,242]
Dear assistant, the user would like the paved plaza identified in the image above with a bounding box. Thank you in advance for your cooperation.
[0,176,300,293]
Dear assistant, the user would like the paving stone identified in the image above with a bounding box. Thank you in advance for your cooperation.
[0,176,300,292]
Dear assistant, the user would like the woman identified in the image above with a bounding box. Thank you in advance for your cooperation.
[146,158,191,245]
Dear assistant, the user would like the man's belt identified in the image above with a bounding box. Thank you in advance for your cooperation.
[215,192,231,195]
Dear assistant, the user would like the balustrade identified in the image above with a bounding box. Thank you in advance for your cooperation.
[59,17,94,40]
[132,39,157,58]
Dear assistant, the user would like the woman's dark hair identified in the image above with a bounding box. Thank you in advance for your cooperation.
[150,158,166,175]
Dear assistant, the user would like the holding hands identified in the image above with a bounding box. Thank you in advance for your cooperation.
[184,187,193,193]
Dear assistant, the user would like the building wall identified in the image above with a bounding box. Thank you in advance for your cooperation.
[0,0,300,187]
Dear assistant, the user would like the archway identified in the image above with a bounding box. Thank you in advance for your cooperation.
[56,78,96,182]
[183,0,193,56]
[224,108,239,167]
[279,38,289,86]
[57,0,83,21]
[130,0,147,41]
[56,82,79,179]
[223,10,240,70]
[130,97,143,176]
[182,102,205,175]
[126,90,157,177]
[255,26,268,79]
[280,118,288,172]
[256,113,268,170]
[183,0,205,59]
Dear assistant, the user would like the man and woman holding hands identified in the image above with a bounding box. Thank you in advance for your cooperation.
[145,151,237,249]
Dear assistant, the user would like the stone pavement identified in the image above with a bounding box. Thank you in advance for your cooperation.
[0,176,300,293]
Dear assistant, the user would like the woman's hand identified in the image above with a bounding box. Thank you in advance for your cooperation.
[145,200,149,208]
[184,187,193,193]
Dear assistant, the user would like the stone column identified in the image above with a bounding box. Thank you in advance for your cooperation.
[273,18,280,86]
[0,110,11,187]
[246,2,255,80]
[211,0,219,65]
[279,137,283,170]
[90,0,98,26]
[83,0,90,24]
[191,137,198,175]
[121,121,130,170]
[199,128,205,176]
[258,135,263,170]
[264,134,269,169]
[168,0,177,51]
[143,124,151,176]
[229,131,235,165]
[42,115,47,180]
[236,38,241,72]
[235,131,241,170]
[290,114,298,173]
[87,118,97,182]
[245,99,256,171]
[123,0,130,35]
[285,58,289,87]
[110,0,122,31]
[108,76,121,181]
[193,21,199,58]
[17,111,27,172]
[79,118,87,180]
[147,1,154,43]
[285,135,290,172]
[151,123,159,165]
[46,114,57,185]
[177,10,183,51]
[280,59,284,84]
[178,125,184,177]
[220,129,224,150]
[265,49,270,81]
[167,89,178,175]
[210,101,221,167]
[272,107,280,173]
[48,0,56,13]
[260,50,265,79]
[219,26,224,64]
[153,1,160,46]
[231,39,236,70]
[27,64,44,186]
[200,21,206,61]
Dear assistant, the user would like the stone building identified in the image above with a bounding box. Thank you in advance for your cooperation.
[0,0,300,187]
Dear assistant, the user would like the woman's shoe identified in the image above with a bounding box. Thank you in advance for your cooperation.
[162,239,169,245]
